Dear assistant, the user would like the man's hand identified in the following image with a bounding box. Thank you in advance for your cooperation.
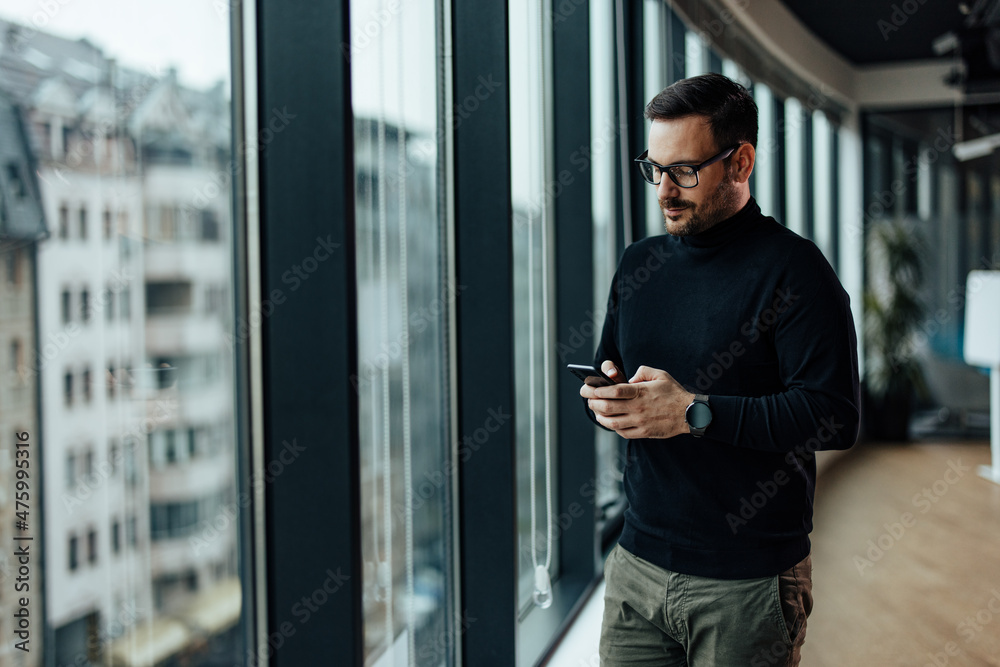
[580,362,695,439]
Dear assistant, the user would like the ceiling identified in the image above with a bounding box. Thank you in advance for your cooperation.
[778,0,1000,95]
[779,1,969,65]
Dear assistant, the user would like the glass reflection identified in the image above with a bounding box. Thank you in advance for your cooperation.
[351,0,455,664]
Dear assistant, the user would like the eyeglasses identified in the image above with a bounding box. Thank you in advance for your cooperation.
[633,145,738,188]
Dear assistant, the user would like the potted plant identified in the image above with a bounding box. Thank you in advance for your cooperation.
[863,218,929,441]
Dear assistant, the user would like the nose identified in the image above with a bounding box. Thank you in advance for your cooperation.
[656,175,679,200]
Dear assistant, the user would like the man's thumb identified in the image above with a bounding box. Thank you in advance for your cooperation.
[629,365,666,383]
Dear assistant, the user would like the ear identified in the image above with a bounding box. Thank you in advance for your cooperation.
[731,143,755,184]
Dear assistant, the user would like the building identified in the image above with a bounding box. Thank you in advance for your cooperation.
[0,87,45,667]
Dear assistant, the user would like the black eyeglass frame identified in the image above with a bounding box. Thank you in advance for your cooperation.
[633,145,739,188]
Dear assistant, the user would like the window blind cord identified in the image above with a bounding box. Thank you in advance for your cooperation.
[615,0,633,247]
[397,6,417,662]
[530,0,554,610]
[376,39,394,638]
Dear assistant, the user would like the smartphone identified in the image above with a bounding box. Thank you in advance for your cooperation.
[567,363,616,387]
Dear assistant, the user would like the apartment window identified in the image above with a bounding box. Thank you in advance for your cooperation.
[103,208,112,239]
[66,451,76,488]
[109,440,119,475]
[61,289,72,324]
[126,515,137,548]
[165,429,177,463]
[124,443,137,487]
[78,206,88,240]
[10,338,22,374]
[87,528,97,564]
[150,500,199,539]
[58,204,69,239]
[107,364,116,398]
[187,427,197,458]
[80,287,90,323]
[185,570,198,591]
[201,209,220,240]
[68,534,79,571]
[82,367,92,403]
[83,448,94,478]
[64,370,73,406]
[104,288,115,321]
[112,519,121,554]
[6,163,26,197]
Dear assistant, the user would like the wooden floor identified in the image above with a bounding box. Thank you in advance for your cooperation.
[802,439,1000,666]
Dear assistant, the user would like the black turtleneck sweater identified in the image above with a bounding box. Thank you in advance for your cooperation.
[590,198,860,579]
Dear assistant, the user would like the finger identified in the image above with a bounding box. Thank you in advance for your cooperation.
[601,360,624,383]
[591,383,639,400]
[587,398,629,417]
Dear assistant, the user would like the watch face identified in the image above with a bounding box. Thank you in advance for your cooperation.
[687,401,712,429]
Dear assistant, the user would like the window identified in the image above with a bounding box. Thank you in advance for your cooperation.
[510,0,559,616]
[351,0,454,661]
[109,440,119,475]
[58,203,69,239]
[80,288,90,323]
[126,515,137,548]
[165,430,176,463]
[201,209,219,240]
[68,535,79,571]
[83,448,94,478]
[146,281,192,315]
[6,162,26,197]
[7,8,245,661]
[64,370,73,406]
[66,451,76,489]
[10,338,22,374]
[104,288,115,321]
[61,289,72,324]
[82,367,92,403]
[87,528,97,564]
[78,206,88,240]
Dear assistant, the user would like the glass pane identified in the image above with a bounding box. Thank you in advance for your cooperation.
[509,0,559,613]
[351,0,455,664]
[0,2,243,664]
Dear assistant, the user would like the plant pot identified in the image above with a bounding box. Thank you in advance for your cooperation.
[863,384,913,442]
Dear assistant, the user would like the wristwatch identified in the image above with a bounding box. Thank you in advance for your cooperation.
[685,394,712,437]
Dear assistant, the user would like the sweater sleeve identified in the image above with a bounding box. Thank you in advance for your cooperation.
[706,262,861,453]
[583,262,627,430]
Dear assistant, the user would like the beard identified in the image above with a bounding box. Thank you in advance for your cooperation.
[659,171,742,237]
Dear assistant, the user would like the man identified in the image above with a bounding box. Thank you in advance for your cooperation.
[582,73,859,666]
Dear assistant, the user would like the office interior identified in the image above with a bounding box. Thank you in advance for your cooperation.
[0,0,999,665]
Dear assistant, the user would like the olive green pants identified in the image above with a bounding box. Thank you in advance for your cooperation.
[599,544,812,667]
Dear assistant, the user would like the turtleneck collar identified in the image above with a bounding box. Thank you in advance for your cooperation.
[677,197,763,248]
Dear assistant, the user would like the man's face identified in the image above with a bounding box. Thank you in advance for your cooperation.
[647,115,741,237]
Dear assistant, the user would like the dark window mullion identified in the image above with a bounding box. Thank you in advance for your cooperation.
[257,1,362,665]
[453,1,518,665]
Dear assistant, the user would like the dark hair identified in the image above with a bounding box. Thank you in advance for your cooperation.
[644,72,758,150]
